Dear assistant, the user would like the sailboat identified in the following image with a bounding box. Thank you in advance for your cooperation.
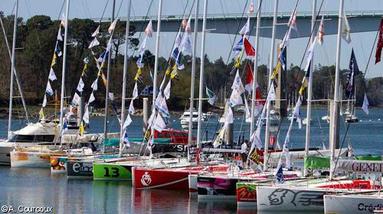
[0,0,62,166]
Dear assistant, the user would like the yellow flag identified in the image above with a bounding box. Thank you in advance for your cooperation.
[101,73,107,86]
[299,78,308,96]
[79,122,85,136]
[234,56,241,68]
[81,63,88,76]
[165,66,172,76]
[51,53,57,67]
[39,108,45,121]
[271,61,281,80]
[134,67,142,81]
[170,69,178,79]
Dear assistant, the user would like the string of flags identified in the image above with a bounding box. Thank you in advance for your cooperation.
[40,21,65,120]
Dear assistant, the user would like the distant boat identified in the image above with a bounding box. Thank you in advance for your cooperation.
[179,110,207,130]
[345,114,359,123]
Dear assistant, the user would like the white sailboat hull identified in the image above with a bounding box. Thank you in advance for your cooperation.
[10,150,55,168]
[256,186,333,211]
[324,194,383,214]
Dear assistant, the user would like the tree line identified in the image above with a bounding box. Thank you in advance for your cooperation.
[0,14,382,114]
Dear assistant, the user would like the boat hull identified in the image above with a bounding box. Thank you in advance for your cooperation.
[67,157,94,179]
[10,150,54,168]
[256,186,331,211]
[324,194,383,214]
[256,179,375,212]
[132,166,200,190]
[0,142,12,165]
[197,176,239,200]
[93,162,134,181]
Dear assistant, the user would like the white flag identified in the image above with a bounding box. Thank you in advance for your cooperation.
[88,37,100,49]
[244,98,251,122]
[180,17,192,55]
[229,89,243,107]
[224,103,234,128]
[45,81,54,96]
[57,26,63,41]
[304,37,317,72]
[164,80,171,100]
[88,92,95,104]
[230,67,245,106]
[72,92,81,106]
[83,104,90,124]
[60,13,66,27]
[239,17,250,35]
[136,36,148,68]
[147,111,155,128]
[91,78,98,91]
[267,82,276,101]
[122,130,130,147]
[341,15,351,43]
[49,68,57,81]
[213,127,225,148]
[108,19,118,34]
[128,100,135,114]
[293,97,303,128]
[76,78,85,92]
[91,25,100,37]
[155,93,170,118]
[249,126,262,151]
[153,113,166,132]
[362,93,369,115]
[132,82,138,100]
[144,20,153,37]
[108,92,114,101]
[317,16,325,45]
[288,10,298,31]
[42,94,47,107]
[231,70,245,94]
[123,113,132,129]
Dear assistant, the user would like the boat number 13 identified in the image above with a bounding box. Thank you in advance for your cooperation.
[104,167,120,177]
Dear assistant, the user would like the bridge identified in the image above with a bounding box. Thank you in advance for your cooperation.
[95,10,383,39]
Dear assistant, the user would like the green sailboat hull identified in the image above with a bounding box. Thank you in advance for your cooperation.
[93,163,133,181]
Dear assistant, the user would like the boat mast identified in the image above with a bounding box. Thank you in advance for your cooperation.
[7,0,18,139]
[152,0,163,113]
[304,0,317,177]
[119,0,132,157]
[188,0,199,149]
[196,0,208,149]
[330,0,344,180]
[103,0,116,152]
[250,0,262,138]
[59,0,70,137]
[2,3,30,136]
[264,0,278,171]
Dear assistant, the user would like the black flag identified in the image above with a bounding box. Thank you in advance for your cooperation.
[346,49,359,99]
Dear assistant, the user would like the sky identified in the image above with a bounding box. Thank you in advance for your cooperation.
[2,0,383,78]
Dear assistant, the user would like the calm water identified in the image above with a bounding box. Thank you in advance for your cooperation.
[0,107,382,213]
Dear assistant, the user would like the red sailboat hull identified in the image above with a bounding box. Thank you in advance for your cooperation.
[132,165,229,190]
